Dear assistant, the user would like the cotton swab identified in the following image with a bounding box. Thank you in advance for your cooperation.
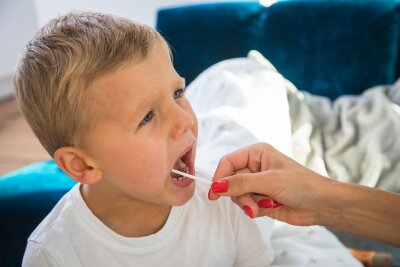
[171,169,212,184]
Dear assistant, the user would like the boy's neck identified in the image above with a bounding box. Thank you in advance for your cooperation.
[80,184,172,238]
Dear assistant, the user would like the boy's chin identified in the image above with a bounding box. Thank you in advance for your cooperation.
[170,185,196,206]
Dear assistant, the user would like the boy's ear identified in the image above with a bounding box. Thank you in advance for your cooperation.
[54,147,102,184]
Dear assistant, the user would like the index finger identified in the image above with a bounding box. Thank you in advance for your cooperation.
[213,145,251,181]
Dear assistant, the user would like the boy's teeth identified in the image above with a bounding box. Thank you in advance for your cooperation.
[174,158,189,181]
[178,158,186,168]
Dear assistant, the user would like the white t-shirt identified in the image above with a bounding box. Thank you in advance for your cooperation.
[22,182,274,267]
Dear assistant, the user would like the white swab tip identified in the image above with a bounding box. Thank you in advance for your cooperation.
[171,169,211,184]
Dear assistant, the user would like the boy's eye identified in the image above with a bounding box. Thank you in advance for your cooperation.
[173,88,185,99]
[139,111,154,127]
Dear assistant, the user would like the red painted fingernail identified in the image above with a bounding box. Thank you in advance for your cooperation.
[243,205,253,218]
[258,199,274,208]
[273,201,282,209]
[211,180,228,193]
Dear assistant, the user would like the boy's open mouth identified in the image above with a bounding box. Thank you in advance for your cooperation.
[171,147,193,182]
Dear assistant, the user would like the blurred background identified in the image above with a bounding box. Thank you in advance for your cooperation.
[2,2,399,265]
[0,0,265,175]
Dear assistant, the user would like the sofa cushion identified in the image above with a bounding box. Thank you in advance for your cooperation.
[157,1,400,100]
[0,160,74,267]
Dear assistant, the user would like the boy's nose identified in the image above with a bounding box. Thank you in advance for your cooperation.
[170,107,194,139]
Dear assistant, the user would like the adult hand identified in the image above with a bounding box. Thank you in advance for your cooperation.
[208,142,335,226]
[208,142,400,246]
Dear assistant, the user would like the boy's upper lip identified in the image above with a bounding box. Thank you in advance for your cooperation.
[174,140,195,166]
[172,140,196,168]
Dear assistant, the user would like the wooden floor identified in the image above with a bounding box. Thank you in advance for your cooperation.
[0,97,50,176]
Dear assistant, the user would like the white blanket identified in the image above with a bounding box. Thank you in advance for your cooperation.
[186,55,362,266]
[289,79,400,192]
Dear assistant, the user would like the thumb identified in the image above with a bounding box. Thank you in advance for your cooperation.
[212,171,273,197]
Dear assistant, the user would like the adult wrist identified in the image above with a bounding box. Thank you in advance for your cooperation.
[313,177,344,228]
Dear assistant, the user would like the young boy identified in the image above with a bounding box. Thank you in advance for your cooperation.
[15,12,273,266]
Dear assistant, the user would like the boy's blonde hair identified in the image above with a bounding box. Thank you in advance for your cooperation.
[14,12,164,156]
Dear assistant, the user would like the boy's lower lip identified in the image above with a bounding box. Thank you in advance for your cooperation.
[171,176,193,188]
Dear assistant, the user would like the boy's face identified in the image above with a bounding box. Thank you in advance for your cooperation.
[83,42,198,206]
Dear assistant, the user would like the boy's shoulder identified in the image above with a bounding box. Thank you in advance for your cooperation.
[27,184,79,245]
[23,184,107,266]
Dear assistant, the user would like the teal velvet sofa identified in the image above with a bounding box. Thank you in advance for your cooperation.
[2,1,400,266]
